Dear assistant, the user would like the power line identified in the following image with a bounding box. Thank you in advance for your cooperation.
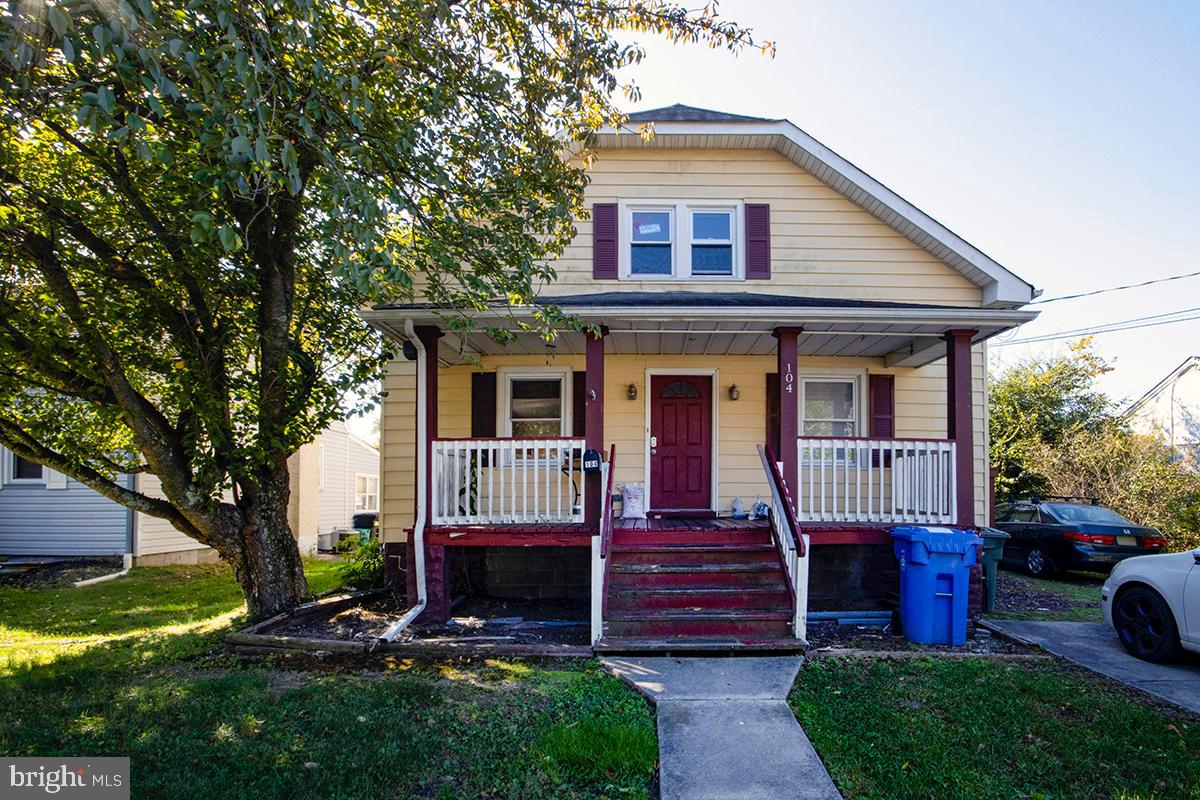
[995,306,1200,346]
[1032,269,1200,304]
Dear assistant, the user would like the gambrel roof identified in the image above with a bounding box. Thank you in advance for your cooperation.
[603,106,1036,308]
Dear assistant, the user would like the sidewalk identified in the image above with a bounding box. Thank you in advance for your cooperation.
[604,656,842,800]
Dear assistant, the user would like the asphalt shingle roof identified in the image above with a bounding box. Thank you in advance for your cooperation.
[626,104,776,124]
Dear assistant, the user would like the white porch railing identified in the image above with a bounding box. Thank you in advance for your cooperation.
[758,444,809,641]
[796,437,956,525]
[431,438,586,526]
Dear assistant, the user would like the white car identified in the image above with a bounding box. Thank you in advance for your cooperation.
[1101,548,1200,662]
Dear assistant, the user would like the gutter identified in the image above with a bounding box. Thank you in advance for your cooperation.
[360,305,1040,330]
[377,319,429,643]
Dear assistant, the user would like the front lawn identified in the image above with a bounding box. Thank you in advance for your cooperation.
[792,657,1200,799]
[0,563,657,799]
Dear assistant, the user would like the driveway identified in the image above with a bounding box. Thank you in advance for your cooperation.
[986,620,1200,715]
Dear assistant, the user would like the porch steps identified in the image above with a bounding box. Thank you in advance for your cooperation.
[601,525,797,648]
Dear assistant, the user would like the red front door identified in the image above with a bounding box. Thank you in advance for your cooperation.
[649,375,713,513]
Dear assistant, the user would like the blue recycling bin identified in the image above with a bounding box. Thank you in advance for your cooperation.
[891,526,981,646]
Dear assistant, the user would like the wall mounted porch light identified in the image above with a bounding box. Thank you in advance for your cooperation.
[627,383,638,401]
[728,384,740,401]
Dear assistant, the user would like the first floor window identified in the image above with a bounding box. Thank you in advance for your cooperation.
[505,375,567,438]
[800,378,859,437]
[355,474,379,512]
[11,452,42,481]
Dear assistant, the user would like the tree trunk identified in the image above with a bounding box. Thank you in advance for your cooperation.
[228,465,312,620]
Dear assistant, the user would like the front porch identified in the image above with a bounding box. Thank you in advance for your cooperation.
[366,292,1033,648]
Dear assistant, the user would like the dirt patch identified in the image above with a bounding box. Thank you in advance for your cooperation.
[807,620,1033,656]
[271,594,589,648]
[993,570,1102,617]
[282,594,399,641]
[399,597,589,648]
[0,558,123,588]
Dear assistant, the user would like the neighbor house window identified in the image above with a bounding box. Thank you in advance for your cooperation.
[800,378,859,437]
[621,201,742,279]
[354,474,379,512]
[10,452,42,481]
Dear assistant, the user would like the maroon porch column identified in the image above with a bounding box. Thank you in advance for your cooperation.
[414,324,450,623]
[584,327,606,530]
[773,327,803,502]
[945,329,977,529]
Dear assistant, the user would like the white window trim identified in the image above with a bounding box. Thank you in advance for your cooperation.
[618,199,745,281]
[797,369,867,439]
[354,472,380,513]
[2,446,46,486]
[496,366,573,438]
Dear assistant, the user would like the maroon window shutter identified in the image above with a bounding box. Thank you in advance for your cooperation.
[745,203,771,280]
[471,372,497,438]
[572,371,587,436]
[766,372,780,457]
[592,203,618,279]
[869,374,894,467]
[868,374,895,438]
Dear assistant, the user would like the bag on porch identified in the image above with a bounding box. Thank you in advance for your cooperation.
[619,483,646,520]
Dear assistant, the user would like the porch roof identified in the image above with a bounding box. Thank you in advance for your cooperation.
[362,291,1037,367]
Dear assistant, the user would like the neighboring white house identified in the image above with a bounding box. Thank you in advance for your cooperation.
[1126,355,1200,470]
[0,419,379,564]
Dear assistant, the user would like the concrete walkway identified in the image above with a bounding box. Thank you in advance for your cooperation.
[603,656,841,800]
[987,620,1200,715]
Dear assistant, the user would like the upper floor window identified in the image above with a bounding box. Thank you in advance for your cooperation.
[621,200,743,280]
[10,451,43,481]
[355,474,379,512]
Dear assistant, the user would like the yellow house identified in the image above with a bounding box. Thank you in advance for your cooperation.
[362,105,1038,650]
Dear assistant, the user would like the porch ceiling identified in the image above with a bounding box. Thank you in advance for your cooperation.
[363,298,1036,367]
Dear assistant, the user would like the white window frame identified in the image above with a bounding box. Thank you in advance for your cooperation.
[618,199,744,280]
[2,446,46,485]
[497,366,573,439]
[797,370,867,465]
[354,473,379,513]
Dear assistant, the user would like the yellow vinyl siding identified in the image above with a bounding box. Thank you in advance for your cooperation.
[378,349,992,542]
[539,148,982,307]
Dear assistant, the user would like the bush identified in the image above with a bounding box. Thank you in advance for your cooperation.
[1028,424,1200,551]
[335,536,384,587]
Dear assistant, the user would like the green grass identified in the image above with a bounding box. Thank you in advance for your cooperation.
[0,559,344,673]
[791,657,1200,799]
[0,562,656,799]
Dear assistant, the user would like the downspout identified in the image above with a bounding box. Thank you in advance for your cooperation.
[377,319,428,642]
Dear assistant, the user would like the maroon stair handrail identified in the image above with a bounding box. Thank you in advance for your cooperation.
[759,442,806,558]
[599,444,617,558]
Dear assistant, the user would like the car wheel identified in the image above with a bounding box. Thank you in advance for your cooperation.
[1114,586,1182,663]
[1025,546,1056,577]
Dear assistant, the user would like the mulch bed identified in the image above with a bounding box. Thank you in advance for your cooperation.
[806,619,1035,657]
[229,591,592,658]
[0,558,123,588]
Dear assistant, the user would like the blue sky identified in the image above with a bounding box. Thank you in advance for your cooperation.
[620,0,1200,405]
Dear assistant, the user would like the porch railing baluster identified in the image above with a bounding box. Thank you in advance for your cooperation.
[795,437,956,525]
